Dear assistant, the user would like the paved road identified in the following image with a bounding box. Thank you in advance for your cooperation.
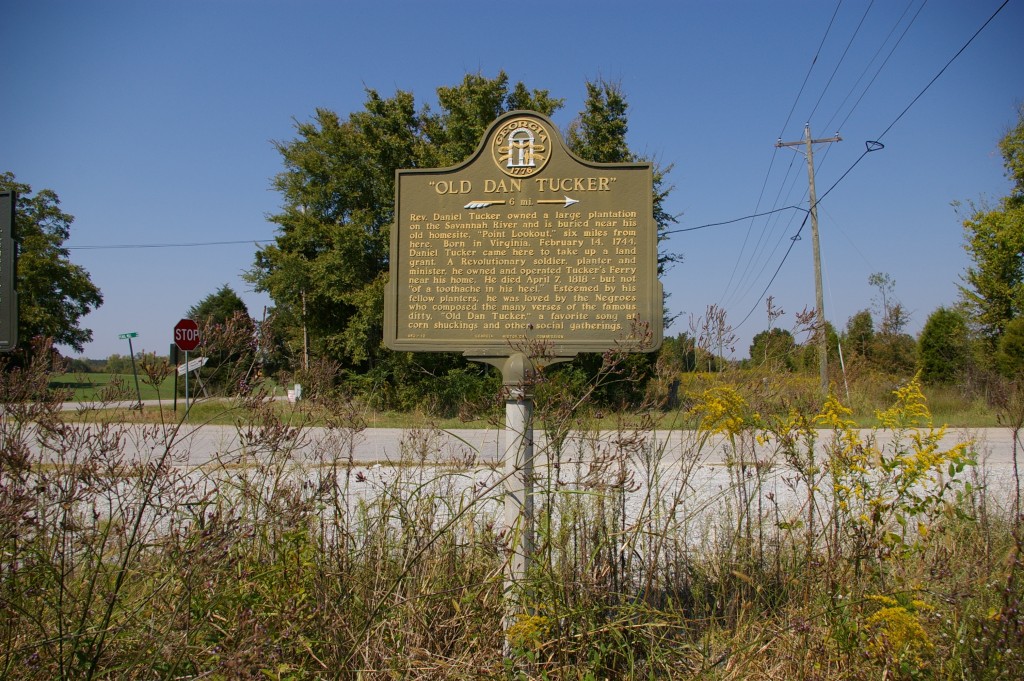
[19,419,1023,512]
[53,398,1020,467]
[29,419,1024,471]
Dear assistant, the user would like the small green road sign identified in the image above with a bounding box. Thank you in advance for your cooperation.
[119,331,143,409]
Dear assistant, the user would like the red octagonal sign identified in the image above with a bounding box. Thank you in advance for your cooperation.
[173,318,201,352]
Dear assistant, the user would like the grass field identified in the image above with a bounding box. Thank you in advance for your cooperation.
[49,371,293,403]
[49,368,1003,430]
[50,371,177,401]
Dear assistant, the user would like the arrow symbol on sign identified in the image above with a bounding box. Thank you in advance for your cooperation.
[537,196,579,207]
[464,200,508,210]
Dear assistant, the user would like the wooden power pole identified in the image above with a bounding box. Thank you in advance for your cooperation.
[777,124,841,394]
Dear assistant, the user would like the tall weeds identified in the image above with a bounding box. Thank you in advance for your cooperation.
[1,338,1021,679]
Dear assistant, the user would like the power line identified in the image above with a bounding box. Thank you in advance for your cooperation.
[808,0,876,122]
[662,205,807,236]
[733,140,884,334]
[713,1,845,315]
[735,213,810,330]
[728,1,919,318]
[731,0,1009,332]
[717,0,844,313]
[717,148,784,307]
[778,0,844,139]
[873,0,1010,144]
[823,0,926,134]
[729,1,879,315]
[724,1,851,313]
[724,151,806,309]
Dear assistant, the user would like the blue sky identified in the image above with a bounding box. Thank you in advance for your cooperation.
[3,0,1022,360]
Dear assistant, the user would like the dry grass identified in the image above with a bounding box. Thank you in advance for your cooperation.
[2,343,1022,679]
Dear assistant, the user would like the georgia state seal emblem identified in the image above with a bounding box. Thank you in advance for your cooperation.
[491,116,551,178]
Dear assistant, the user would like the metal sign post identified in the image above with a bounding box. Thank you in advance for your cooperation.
[175,356,210,416]
[118,332,142,409]
[170,344,179,412]
[505,387,534,591]
[184,350,190,416]
[476,351,557,638]
[173,319,201,419]
[493,354,535,593]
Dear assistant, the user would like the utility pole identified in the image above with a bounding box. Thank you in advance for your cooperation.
[777,124,841,394]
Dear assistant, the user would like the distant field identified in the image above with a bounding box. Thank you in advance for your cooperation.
[48,370,1001,429]
[49,371,293,414]
[49,371,180,402]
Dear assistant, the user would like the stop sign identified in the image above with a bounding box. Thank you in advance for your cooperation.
[173,318,201,352]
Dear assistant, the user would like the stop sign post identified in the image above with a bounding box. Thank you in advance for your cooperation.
[174,319,200,416]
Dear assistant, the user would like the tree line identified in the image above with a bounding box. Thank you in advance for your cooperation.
[3,79,1023,414]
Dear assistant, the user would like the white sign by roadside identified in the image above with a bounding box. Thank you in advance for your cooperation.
[176,356,208,376]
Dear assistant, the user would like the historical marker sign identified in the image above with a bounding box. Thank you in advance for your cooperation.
[385,110,662,357]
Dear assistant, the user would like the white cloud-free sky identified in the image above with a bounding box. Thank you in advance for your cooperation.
[3,0,1022,359]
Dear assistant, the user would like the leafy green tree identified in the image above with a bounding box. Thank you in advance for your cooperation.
[566,80,631,163]
[749,327,796,371]
[918,306,970,384]
[1003,104,1024,192]
[997,316,1024,377]
[423,73,563,167]
[103,352,157,375]
[250,74,676,412]
[658,332,697,373]
[652,333,696,410]
[0,172,102,354]
[104,353,131,374]
[869,272,909,336]
[958,200,1024,344]
[249,74,562,375]
[186,285,255,395]
[859,272,917,374]
[66,357,92,373]
[796,320,840,372]
[870,332,918,376]
[844,310,875,359]
[249,98,413,370]
[958,104,1024,351]
[188,284,249,325]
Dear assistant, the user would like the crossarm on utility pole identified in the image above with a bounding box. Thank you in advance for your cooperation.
[776,124,841,394]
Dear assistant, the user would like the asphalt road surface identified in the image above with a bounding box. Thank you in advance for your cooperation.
[28,419,1024,473]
